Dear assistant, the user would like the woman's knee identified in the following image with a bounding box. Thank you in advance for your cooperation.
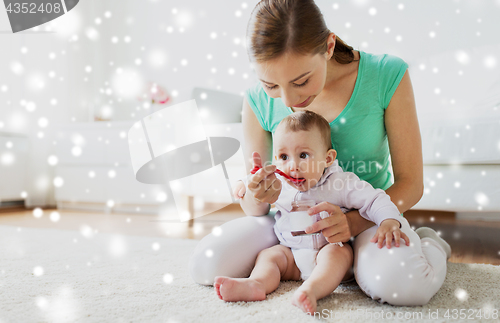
[354,242,435,305]
[189,214,278,285]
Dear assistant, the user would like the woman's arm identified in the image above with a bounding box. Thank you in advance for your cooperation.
[239,97,276,216]
[384,71,424,213]
[306,70,423,242]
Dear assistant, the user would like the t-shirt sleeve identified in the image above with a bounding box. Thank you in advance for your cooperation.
[244,82,270,132]
[378,54,409,109]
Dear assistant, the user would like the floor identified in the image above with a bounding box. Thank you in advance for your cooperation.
[1,205,499,265]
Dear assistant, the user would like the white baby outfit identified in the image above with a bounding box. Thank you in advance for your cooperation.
[273,160,402,280]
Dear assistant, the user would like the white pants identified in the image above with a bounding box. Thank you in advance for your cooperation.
[189,213,447,306]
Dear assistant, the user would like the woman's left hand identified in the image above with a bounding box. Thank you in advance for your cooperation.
[304,202,352,244]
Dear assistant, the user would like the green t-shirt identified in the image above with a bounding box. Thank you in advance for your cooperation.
[245,51,408,190]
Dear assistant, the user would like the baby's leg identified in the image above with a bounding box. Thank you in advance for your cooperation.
[214,244,301,302]
[292,243,353,314]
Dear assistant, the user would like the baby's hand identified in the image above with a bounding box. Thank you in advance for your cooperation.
[370,219,410,249]
[232,180,246,200]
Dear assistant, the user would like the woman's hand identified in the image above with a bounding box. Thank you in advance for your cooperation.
[304,202,352,244]
[246,152,282,204]
[232,180,246,200]
[370,219,410,249]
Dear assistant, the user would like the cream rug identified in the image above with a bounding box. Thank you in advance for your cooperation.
[1,225,499,323]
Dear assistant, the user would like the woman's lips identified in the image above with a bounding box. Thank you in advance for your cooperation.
[293,96,311,108]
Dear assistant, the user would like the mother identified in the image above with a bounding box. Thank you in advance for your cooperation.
[189,0,449,305]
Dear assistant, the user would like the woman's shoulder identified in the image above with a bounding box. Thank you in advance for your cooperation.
[361,51,408,74]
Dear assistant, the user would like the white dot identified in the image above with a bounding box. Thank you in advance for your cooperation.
[454,181,461,188]
[33,208,43,218]
[200,92,207,100]
[434,88,441,94]
[152,242,160,251]
[212,226,222,236]
[205,249,214,258]
[375,275,380,280]
[206,54,213,60]
[368,8,377,15]
[108,170,116,178]
[26,101,36,112]
[398,4,404,10]
[38,117,49,128]
[72,146,82,156]
[333,3,339,9]
[50,211,60,222]
[95,17,102,25]
[180,59,188,66]
[104,11,112,18]
[124,36,131,43]
[395,35,403,42]
[163,273,174,284]
[20,191,28,198]
[455,288,468,301]
[171,8,178,14]
[85,66,92,73]
[20,47,28,54]
[429,31,436,38]
[47,155,58,166]
[419,64,426,70]
[393,293,398,298]
[474,192,489,206]
[50,98,58,105]
[484,56,497,68]
[455,50,470,65]
[135,58,142,65]
[156,192,167,202]
[36,297,48,309]
[228,68,235,75]
[384,27,390,33]
[345,22,351,28]
[1,85,7,92]
[49,52,56,60]
[33,266,44,276]
[53,177,64,187]
[88,171,95,178]
[111,36,119,44]
[210,32,217,39]
[235,10,242,17]
[106,200,115,208]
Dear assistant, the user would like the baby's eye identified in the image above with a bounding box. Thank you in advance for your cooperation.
[300,152,309,159]
[280,154,288,160]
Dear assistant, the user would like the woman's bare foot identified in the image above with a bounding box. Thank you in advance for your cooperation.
[291,287,317,315]
[213,276,266,302]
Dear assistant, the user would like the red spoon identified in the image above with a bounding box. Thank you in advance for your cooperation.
[251,166,306,184]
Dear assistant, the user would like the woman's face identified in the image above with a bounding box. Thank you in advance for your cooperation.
[254,52,329,108]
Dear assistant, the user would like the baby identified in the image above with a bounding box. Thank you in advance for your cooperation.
[214,110,410,314]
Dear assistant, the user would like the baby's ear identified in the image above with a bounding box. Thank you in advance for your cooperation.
[325,149,337,166]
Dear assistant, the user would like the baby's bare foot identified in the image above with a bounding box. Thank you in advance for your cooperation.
[213,276,266,302]
[291,287,317,315]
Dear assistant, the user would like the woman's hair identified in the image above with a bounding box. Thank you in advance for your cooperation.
[279,110,332,150]
[247,0,355,64]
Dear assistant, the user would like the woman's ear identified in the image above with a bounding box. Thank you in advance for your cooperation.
[325,149,337,167]
[325,33,336,60]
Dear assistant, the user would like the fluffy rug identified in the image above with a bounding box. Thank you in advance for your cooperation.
[1,225,499,323]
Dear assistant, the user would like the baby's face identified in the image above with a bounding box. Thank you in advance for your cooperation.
[274,127,335,191]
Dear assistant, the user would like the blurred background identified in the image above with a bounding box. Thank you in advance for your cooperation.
[0,0,499,225]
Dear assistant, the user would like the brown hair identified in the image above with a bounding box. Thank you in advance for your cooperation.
[279,110,332,150]
[247,0,355,64]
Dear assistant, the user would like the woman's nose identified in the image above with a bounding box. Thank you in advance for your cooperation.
[280,89,297,108]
